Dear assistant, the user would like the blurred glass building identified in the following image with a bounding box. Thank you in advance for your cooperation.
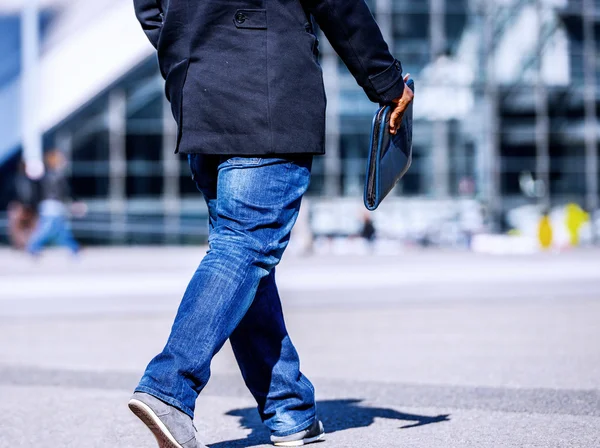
[0,0,598,244]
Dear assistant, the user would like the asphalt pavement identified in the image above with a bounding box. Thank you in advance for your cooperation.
[0,247,599,447]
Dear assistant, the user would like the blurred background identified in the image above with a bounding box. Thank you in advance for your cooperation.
[1,2,600,447]
[0,0,598,251]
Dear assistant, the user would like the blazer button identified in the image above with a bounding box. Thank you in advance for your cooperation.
[235,12,247,24]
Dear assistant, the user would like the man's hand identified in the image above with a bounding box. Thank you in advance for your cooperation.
[389,74,414,135]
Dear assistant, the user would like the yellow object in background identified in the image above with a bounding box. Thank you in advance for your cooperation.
[538,214,553,249]
[565,203,589,246]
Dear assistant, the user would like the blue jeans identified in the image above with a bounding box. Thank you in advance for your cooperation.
[137,155,317,437]
[27,214,80,255]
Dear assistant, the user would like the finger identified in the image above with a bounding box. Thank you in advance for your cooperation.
[389,110,399,134]
[393,102,408,117]
[389,109,403,134]
[403,73,410,82]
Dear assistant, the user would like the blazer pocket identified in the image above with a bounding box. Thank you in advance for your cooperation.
[233,9,267,29]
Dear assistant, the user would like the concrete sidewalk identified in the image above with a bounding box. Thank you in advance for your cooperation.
[0,248,599,447]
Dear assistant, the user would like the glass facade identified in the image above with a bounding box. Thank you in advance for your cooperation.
[1,0,598,244]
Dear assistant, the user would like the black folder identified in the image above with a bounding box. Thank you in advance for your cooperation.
[364,78,414,211]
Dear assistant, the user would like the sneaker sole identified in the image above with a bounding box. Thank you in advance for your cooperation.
[273,432,326,447]
[128,398,185,448]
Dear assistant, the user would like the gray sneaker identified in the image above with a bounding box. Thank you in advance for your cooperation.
[128,392,206,448]
[270,420,325,447]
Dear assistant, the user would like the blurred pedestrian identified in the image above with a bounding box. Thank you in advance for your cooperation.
[129,0,414,447]
[7,161,40,250]
[360,211,377,244]
[26,150,80,256]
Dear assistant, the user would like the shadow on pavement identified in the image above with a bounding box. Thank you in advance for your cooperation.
[208,399,450,447]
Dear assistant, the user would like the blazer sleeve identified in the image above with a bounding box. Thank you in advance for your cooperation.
[302,0,405,104]
[133,0,163,49]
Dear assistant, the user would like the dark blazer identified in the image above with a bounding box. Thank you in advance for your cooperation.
[133,0,405,156]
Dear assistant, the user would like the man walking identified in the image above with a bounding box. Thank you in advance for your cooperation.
[129,0,413,446]
[26,150,80,257]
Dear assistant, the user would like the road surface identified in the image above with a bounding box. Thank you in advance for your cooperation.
[0,247,599,447]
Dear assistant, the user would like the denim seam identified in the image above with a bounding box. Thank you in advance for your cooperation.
[299,375,316,395]
[272,415,317,438]
[261,161,295,257]
[135,385,195,419]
